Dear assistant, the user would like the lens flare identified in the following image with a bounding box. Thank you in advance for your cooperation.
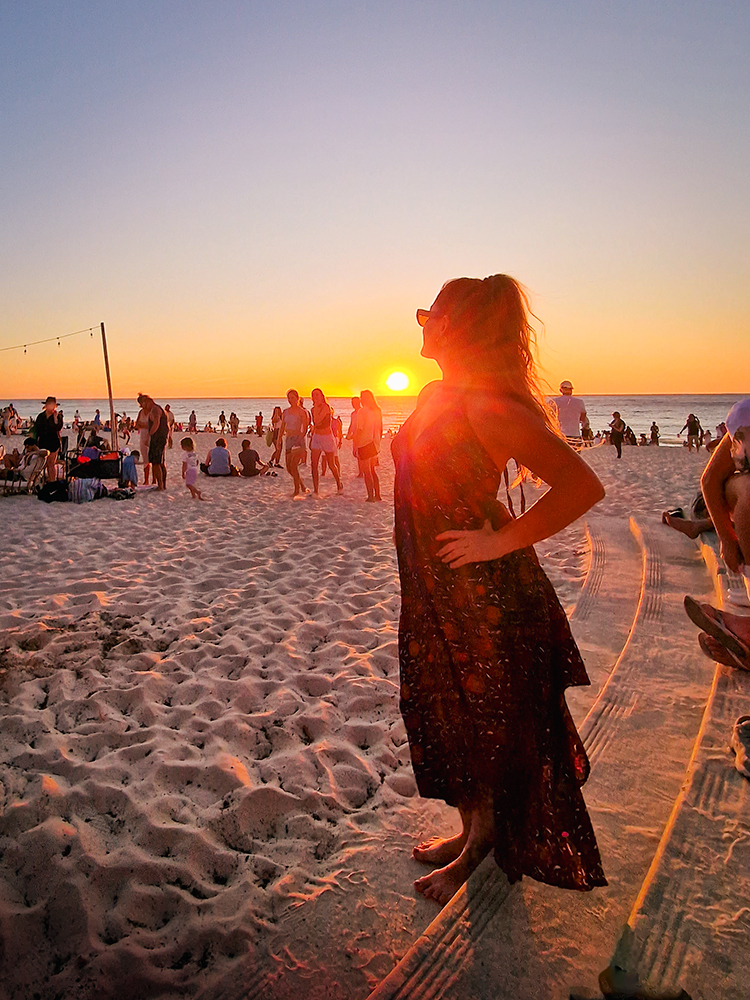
[386,371,410,391]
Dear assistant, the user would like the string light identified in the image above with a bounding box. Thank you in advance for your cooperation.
[0,325,98,354]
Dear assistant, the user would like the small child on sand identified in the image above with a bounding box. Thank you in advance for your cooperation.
[120,449,139,488]
[180,437,205,500]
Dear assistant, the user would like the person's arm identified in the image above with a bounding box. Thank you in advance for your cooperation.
[436,397,605,569]
[701,434,743,571]
[678,422,688,435]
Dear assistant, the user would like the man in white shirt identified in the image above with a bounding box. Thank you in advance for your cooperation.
[551,381,588,447]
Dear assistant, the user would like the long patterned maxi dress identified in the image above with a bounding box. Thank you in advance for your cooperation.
[392,389,606,890]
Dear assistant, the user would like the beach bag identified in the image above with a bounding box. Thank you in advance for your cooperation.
[265,428,274,447]
[38,480,69,503]
[68,478,96,503]
[107,487,136,501]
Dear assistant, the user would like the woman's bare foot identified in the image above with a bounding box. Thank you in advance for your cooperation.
[414,802,494,906]
[662,512,704,539]
[412,832,466,866]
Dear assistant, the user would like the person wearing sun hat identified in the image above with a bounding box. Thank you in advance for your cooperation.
[550,380,588,447]
[683,397,750,670]
[33,396,64,482]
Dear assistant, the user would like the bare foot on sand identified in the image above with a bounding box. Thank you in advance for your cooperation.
[414,802,494,906]
[413,832,466,866]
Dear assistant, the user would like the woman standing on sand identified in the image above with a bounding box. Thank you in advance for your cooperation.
[310,388,343,494]
[279,389,310,497]
[609,412,625,459]
[270,406,284,467]
[392,274,607,905]
[135,396,151,486]
[355,389,383,502]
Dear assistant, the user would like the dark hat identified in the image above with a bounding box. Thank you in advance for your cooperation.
[42,396,57,404]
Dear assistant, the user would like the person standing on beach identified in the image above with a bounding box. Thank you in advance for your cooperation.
[609,412,625,458]
[164,404,175,448]
[392,274,606,905]
[270,406,283,467]
[188,410,198,433]
[550,380,587,447]
[139,394,168,490]
[135,396,152,485]
[310,388,343,495]
[678,413,703,452]
[355,389,382,502]
[650,421,660,445]
[34,396,63,482]
[279,389,310,497]
[347,396,364,478]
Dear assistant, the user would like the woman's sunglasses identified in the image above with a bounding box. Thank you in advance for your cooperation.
[416,308,432,327]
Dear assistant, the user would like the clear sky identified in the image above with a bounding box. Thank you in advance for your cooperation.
[1,1,748,398]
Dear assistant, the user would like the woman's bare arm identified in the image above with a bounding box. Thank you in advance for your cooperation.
[436,396,605,568]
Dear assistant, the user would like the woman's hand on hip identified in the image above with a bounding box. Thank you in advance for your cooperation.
[436,520,501,568]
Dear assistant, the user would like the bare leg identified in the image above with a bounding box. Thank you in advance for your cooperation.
[413,803,471,866]
[286,450,308,496]
[311,448,321,493]
[330,452,343,493]
[414,797,495,906]
[662,512,713,538]
[143,462,151,486]
[727,474,750,572]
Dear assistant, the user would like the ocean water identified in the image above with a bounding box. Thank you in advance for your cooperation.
[8,393,748,443]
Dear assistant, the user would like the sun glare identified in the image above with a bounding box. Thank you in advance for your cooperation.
[386,371,410,392]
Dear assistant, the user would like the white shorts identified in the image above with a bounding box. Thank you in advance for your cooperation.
[311,433,337,453]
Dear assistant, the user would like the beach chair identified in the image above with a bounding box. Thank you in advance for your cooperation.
[0,450,49,496]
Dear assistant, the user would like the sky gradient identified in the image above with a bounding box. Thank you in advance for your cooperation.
[1,1,748,398]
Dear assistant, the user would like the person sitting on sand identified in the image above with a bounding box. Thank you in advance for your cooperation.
[120,449,139,488]
[0,439,48,483]
[279,389,310,497]
[683,398,750,670]
[200,438,235,476]
[238,439,271,477]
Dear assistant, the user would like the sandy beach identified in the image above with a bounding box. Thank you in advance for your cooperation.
[0,437,717,999]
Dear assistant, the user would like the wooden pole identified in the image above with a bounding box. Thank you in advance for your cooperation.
[100,322,118,451]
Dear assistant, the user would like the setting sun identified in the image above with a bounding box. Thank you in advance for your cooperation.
[385,371,410,392]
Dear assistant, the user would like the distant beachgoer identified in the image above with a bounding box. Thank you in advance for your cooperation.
[310,388,343,494]
[34,396,63,482]
[139,394,168,490]
[180,437,205,499]
[228,412,240,438]
[650,421,660,445]
[218,411,227,434]
[163,404,175,448]
[269,406,283,467]
[255,412,263,436]
[121,449,139,488]
[550,380,587,447]
[678,413,702,452]
[200,437,233,476]
[394,273,606,905]
[355,389,382,502]
[238,439,270,478]
[188,410,198,433]
[135,396,152,485]
[684,398,750,669]
[279,389,310,497]
[609,412,625,458]
[93,409,102,429]
[347,397,363,477]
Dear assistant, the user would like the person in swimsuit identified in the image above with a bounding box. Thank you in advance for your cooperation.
[393,274,607,906]
[270,406,284,467]
[279,389,310,497]
[135,396,152,485]
[310,388,343,494]
[139,394,168,490]
[609,412,625,459]
[355,389,382,501]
